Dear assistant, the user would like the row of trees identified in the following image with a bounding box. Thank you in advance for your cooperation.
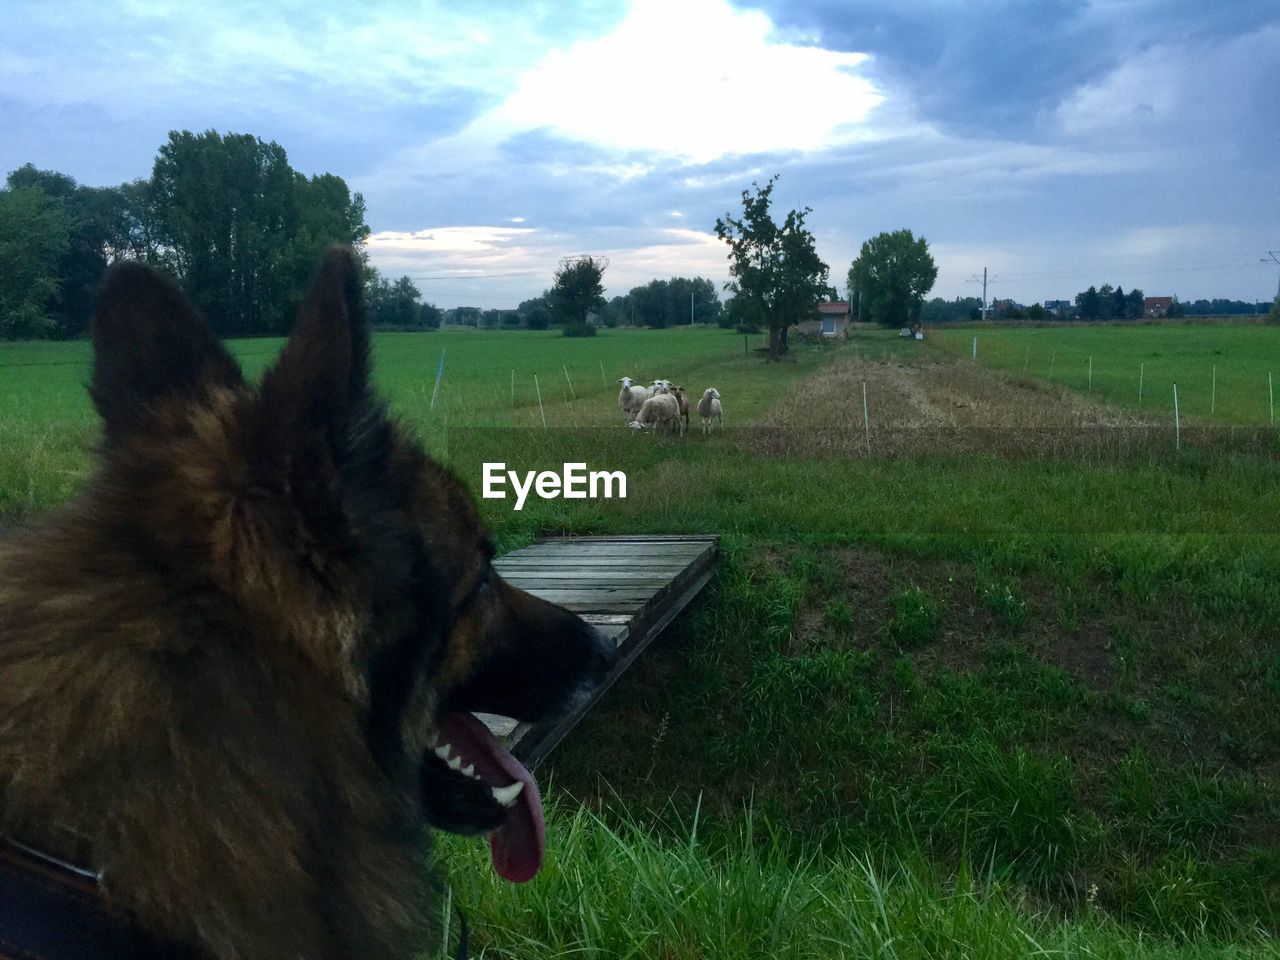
[1178,297,1276,317]
[921,296,985,324]
[1073,284,1147,321]
[364,272,443,329]
[4,146,937,349]
[2,165,134,338]
[0,132,397,339]
[7,140,1270,345]
[426,271,726,334]
[606,276,723,328]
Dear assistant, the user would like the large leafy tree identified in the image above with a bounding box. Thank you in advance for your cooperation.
[667,276,721,326]
[149,130,368,335]
[716,176,829,361]
[549,256,607,327]
[518,295,553,330]
[847,229,937,329]
[628,279,672,328]
[0,183,71,338]
[1076,286,1102,320]
[150,131,295,334]
[1096,283,1116,320]
[1,136,367,339]
[5,165,133,337]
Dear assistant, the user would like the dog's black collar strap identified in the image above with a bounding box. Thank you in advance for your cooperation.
[0,842,186,960]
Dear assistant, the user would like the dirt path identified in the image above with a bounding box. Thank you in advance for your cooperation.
[742,354,1169,458]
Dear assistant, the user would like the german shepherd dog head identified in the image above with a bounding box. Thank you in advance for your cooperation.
[0,249,615,958]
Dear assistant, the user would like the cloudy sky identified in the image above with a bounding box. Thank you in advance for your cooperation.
[4,0,1278,309]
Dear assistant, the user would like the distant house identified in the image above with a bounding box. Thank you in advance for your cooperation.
[1144,296,1174,318]
[1043,299,1074,318]
[793,301,850,338]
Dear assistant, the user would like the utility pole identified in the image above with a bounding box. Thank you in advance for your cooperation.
[969,268,996,319]
[1263,251,1280,301]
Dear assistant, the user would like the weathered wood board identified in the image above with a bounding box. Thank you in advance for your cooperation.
[475,534,718,767]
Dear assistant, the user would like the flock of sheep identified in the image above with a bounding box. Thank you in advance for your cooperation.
[617,377,722,436]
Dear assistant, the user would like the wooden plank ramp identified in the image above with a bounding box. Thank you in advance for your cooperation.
[476,535,718,767]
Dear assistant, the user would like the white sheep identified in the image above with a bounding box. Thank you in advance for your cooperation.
[630,393,682,435]
[697,387,722,434]
[650,379,673,396]
[617,376,648,423]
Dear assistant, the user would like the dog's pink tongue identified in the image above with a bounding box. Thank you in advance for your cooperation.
[438,712,545,884]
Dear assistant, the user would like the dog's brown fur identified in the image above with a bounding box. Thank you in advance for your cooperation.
[0,249,612,959]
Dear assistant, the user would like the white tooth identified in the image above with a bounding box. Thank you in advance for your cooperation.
[448,755,463,772]
[491,782,524,807]
[461,764,476,778]
[434,744,451,761]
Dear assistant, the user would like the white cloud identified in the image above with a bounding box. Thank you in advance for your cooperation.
[1102,225,1235,260]
[363,224,731,307]
[600,228,729,291]
[472,0,884,162]
[1053,23,1280,143]
[368,225,539,262]
[1054,49,1188,140]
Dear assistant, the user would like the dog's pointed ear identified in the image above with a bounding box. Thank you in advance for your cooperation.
[91,261,243,445]
[260,247,370,440]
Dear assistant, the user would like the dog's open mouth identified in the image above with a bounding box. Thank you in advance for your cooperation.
[424,711,545,883]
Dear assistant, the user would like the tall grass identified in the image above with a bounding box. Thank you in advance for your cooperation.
[432,794,1273,958]
[0,326,822,515]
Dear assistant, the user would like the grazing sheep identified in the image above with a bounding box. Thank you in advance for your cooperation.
[673,385,690,435]
[630,393,682,435]
[650,379,673,395]
[617,376,648,423]
[698,387,722,434]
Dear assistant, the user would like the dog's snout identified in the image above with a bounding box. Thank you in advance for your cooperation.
[446,582,624,723]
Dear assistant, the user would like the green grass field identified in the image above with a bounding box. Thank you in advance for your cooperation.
[3,324,1279,957]
[932,324,1280,426]
[0,326,822,516]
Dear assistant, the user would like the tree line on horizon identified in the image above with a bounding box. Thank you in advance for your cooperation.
[0,139,941,351]
[430,275,726,333]
[0,130,736,341]
[916,290,1275,324]
[8,134,1269,344]
[0,133,374,340]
